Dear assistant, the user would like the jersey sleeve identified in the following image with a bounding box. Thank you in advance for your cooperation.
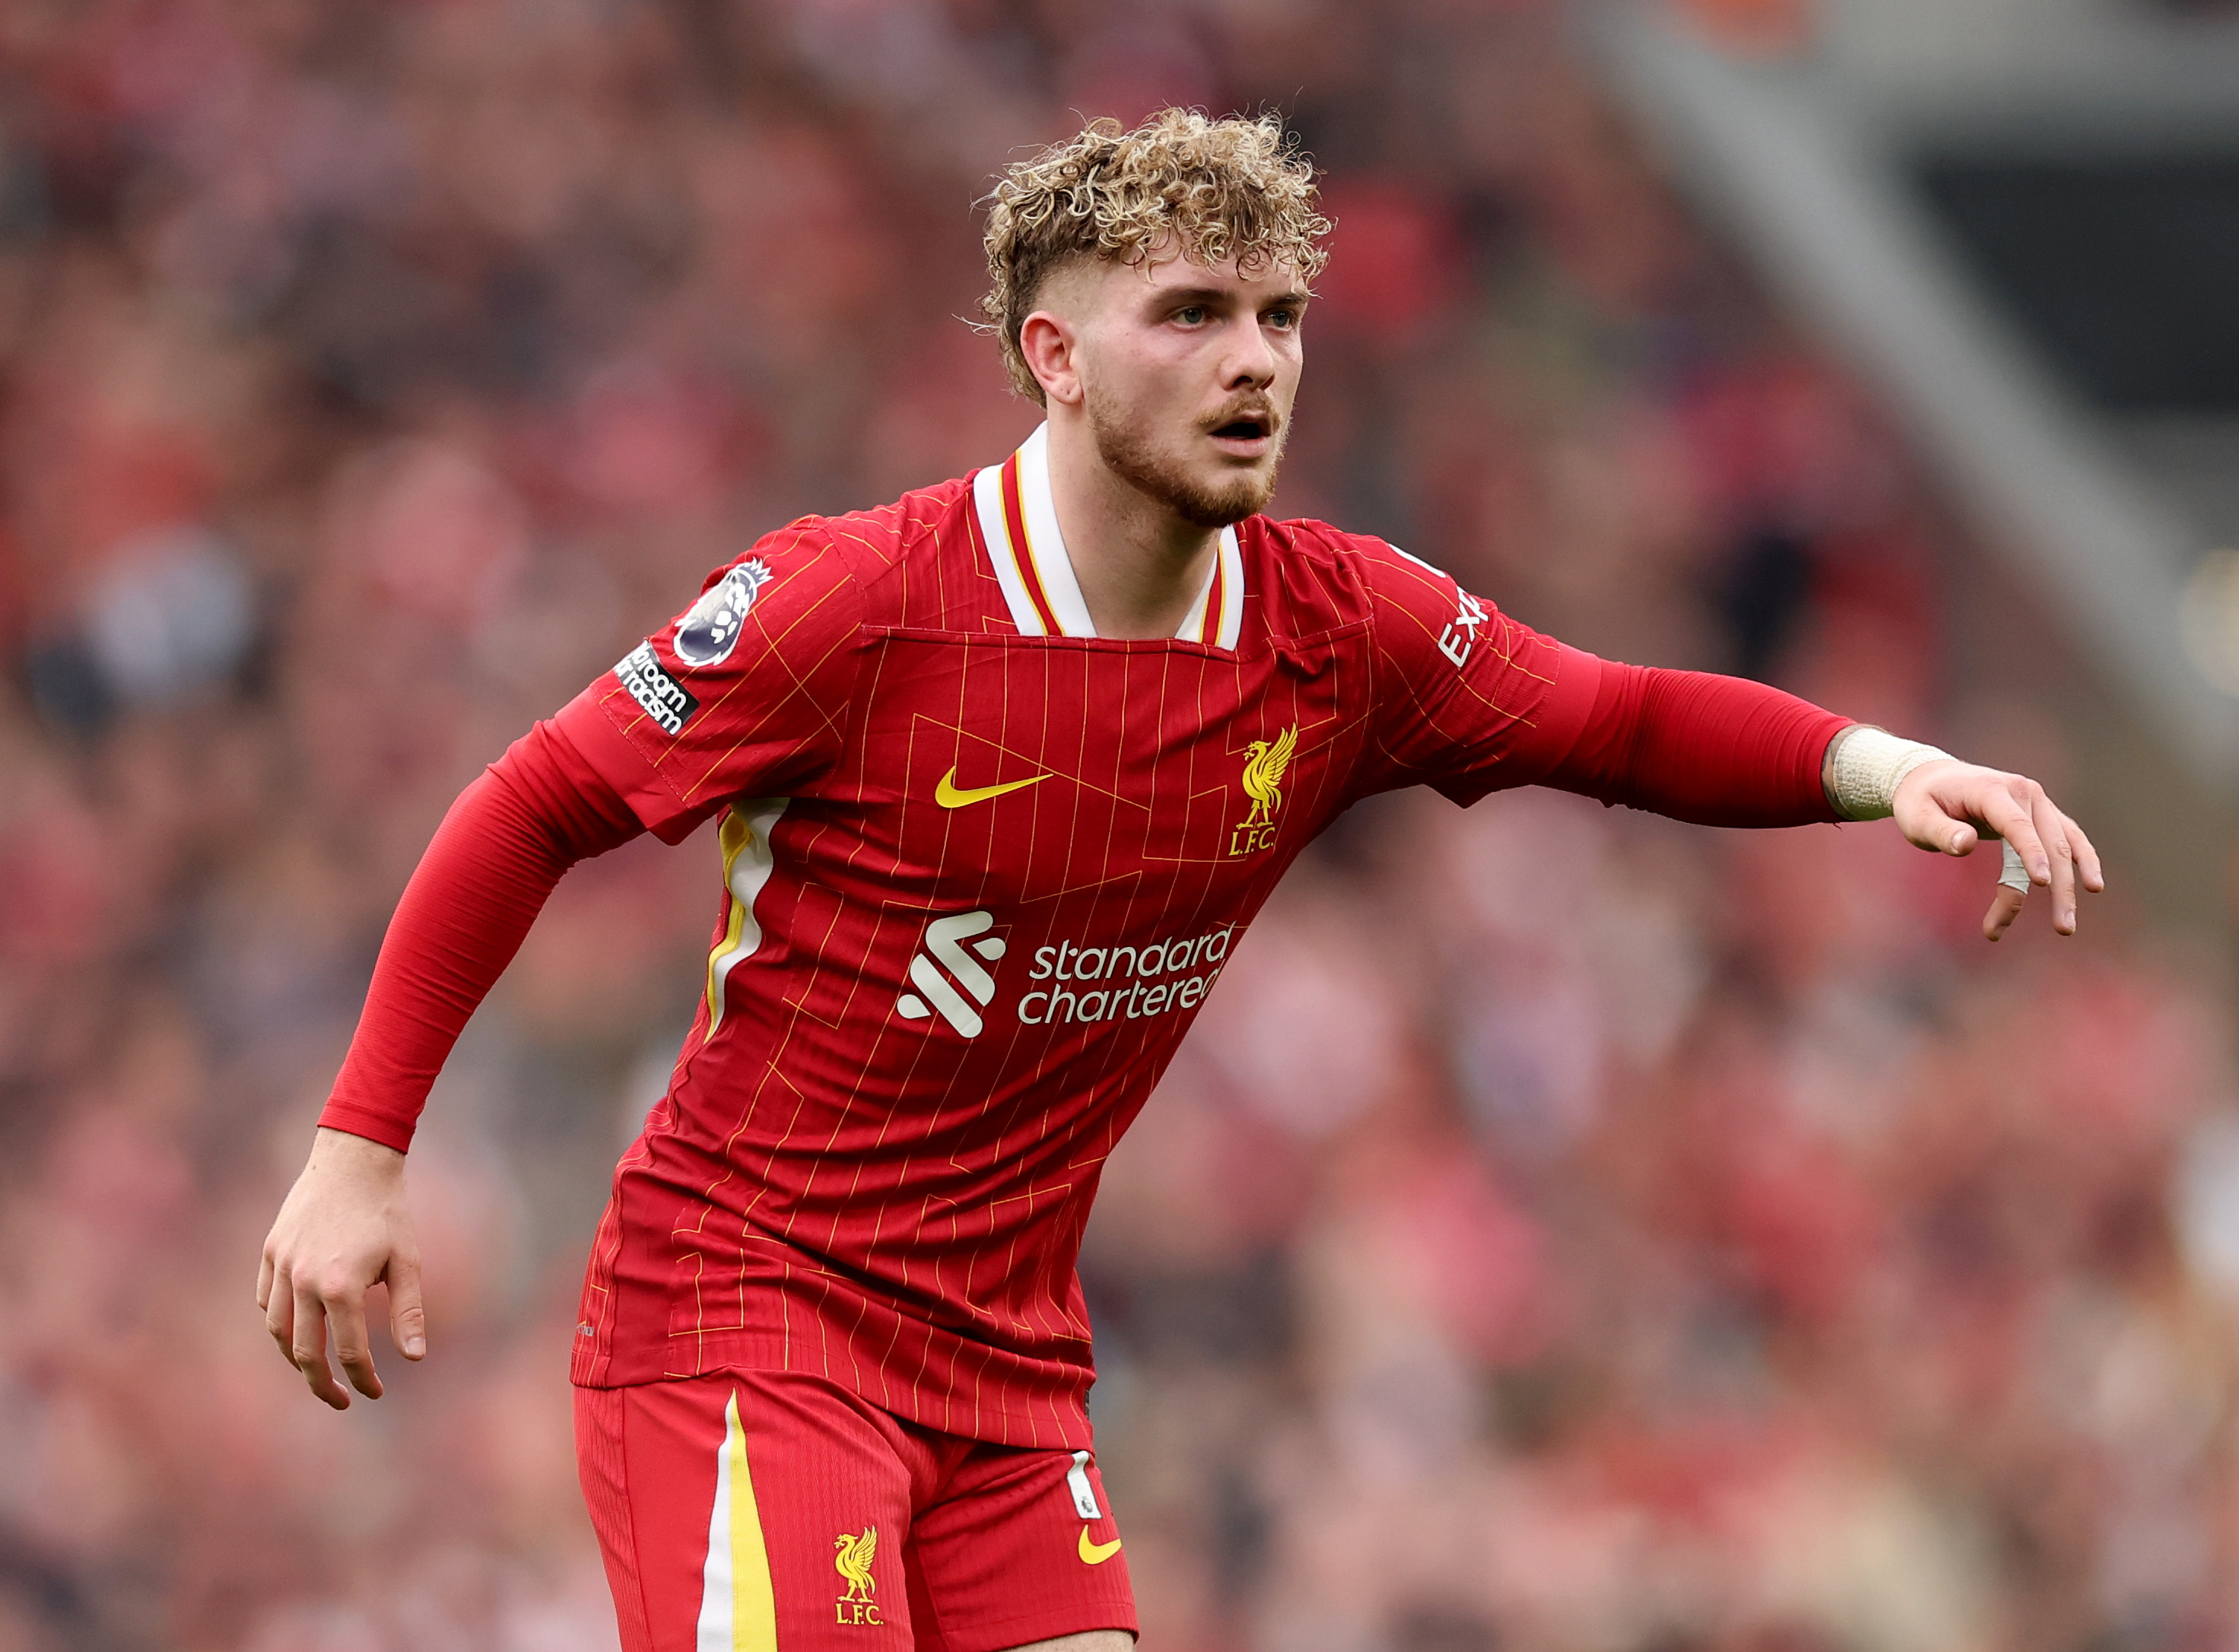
[554,522,865,843]
[317,720,644,1152]
[1353,536,1604,805]
[1539,661,1849,826]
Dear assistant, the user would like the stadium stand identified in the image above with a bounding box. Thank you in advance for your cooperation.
[0,2,2231,1649]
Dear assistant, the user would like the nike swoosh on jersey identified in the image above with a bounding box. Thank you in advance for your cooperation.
[935,767,1050,809]
[1078,1527,1123,1565]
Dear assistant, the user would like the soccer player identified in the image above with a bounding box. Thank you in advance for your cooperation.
[258,111,2101,1652]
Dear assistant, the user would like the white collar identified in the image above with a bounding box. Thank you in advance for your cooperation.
[970,423,1244,647]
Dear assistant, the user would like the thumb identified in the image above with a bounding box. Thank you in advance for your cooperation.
[1909,791,1977,856]
[387,1252,428,1361]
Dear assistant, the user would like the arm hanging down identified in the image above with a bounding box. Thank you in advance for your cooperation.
[318,721,645,1152]
[261,526,862,1407]
[259,722,643,1408]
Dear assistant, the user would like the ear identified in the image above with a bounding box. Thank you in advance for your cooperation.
[1018,310,1085,408]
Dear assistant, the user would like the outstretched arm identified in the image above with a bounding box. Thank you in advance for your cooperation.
[1350,536,2100,940]
[1537,662,2101,939]
[256,722,643,1409]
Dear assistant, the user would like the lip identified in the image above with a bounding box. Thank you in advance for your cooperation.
[1205,421,1275,460]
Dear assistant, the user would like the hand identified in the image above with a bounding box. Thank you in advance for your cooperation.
[256,1127,425,1409]
[1891,761,2104,942]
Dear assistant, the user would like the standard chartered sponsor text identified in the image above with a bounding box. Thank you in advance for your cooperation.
[1019,926,1233,1026]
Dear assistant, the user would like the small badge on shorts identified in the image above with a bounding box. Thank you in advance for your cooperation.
[1067,1451,1123,1565]
[1065,1450,1101,1520]
[833,1526,882,1626]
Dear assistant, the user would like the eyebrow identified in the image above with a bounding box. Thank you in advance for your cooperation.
[1152,285,1313,309]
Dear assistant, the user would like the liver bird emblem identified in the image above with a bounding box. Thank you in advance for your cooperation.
[834,1526,878,1603]
[1239,725,1299,829]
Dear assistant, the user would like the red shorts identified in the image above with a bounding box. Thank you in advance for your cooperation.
[573,1371,1136,1652]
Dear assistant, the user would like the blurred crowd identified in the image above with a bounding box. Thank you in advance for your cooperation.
[0,1,2233,1650]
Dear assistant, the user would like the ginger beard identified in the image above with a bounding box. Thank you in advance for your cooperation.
[1085,383,1288,529]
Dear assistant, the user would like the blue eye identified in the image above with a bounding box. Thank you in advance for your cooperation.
[1175,306,1206,325]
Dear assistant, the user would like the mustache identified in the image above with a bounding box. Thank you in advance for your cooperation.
[1199,394,1281,434]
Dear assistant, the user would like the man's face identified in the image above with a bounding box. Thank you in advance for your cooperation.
[1052,248,1307,528]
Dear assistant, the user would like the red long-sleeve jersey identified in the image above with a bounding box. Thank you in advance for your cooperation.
[323,424,1849,1448]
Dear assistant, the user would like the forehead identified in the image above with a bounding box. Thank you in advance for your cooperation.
[1121,246,1305,299]
[1033,244,1309,322]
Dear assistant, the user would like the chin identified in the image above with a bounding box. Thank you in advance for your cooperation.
[1088,395,1283,526]
[1176,469,1277,529]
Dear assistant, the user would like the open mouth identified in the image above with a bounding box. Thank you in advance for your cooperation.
[1212,418,1269,441]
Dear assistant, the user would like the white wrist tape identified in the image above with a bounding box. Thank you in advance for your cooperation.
[1828,726,1952,821]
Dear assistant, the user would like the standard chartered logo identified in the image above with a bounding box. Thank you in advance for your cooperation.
[896,910,1008,1037]
[1020,926,1231,1027]
[896,914,1236,1038]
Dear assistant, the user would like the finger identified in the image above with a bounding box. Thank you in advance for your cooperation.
[326,1281,383,1400]
[1983,882,2027,942]
[2032,793,2079,934]
[256,1247,275,1314]
[1977,783,2050,884]
[1998,838,2031,893]
[2066,814,2106,894]
[291,1279,351,1410]
[265,1263,298,1363]
[387,1253,427,1362]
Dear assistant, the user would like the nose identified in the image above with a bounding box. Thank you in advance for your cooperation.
[1220,313,1278,391]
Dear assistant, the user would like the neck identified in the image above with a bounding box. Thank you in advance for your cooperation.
[1043,408,1220,640]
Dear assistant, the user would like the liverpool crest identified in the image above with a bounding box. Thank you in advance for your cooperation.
[1229,724,1298,856]
[833,1526,881,1625]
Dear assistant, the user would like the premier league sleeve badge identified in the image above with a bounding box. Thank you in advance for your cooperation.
[673,558,775,668]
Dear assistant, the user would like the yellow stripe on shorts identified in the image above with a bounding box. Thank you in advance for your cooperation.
[696,1390,778,1651]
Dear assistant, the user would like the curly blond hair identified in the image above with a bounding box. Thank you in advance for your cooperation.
[981,109,1332,403]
